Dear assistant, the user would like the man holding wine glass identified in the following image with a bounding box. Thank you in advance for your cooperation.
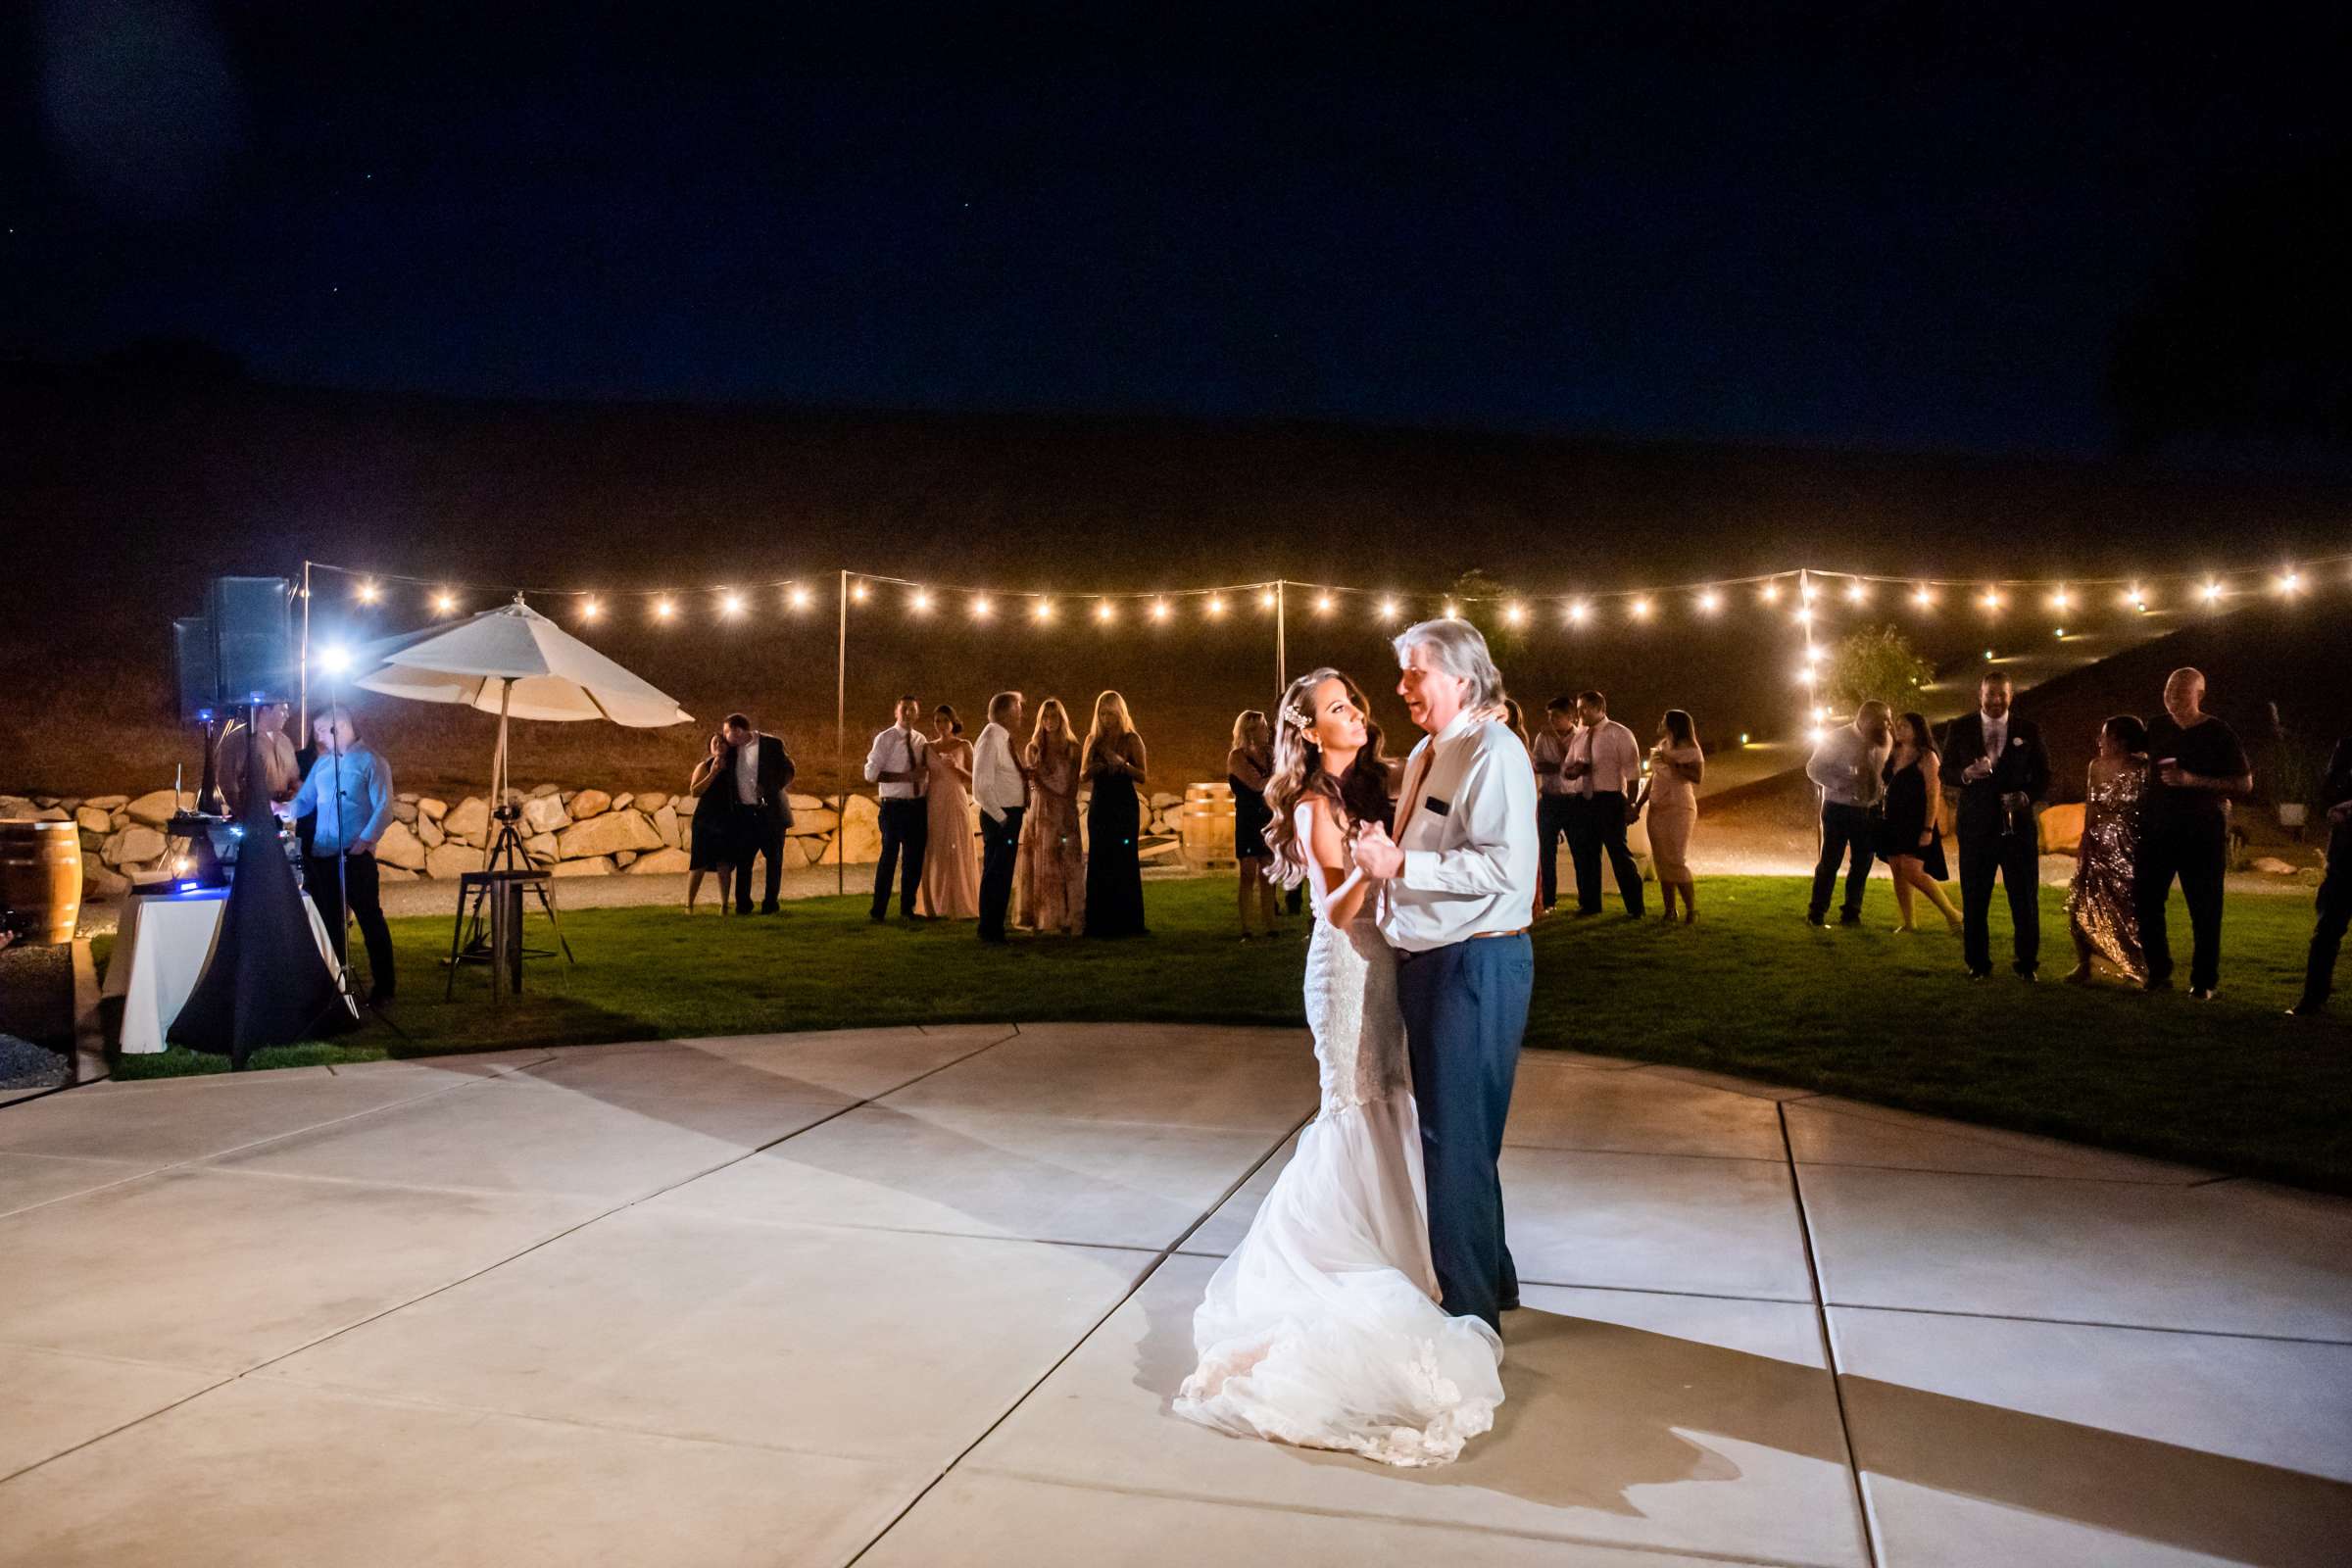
[1939,671,2050,980]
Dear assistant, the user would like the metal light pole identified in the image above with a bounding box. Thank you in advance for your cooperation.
[1274,579,1288,694]
[836,568,850,897]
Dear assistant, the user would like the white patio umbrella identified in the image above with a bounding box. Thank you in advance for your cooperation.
[342,596,692,847]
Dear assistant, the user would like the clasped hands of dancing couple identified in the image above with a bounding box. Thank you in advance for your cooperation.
[1177,616,1536,1469]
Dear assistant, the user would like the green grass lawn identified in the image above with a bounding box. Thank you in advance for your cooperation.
[104,875,2352,1191]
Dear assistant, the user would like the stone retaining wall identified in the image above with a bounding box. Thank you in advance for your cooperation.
[0,785,1202,899]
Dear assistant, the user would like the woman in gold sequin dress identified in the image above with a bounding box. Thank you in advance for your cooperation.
[2065,714,2150,984]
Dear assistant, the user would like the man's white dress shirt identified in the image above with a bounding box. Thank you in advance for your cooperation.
[1575,719,1643,797]
[863,724,929,800]
[972,721,1026,822]
[1531,730,1576,797]
[734,729,763,806]
[1377,710,1541,955]
[1975,710,2008,772]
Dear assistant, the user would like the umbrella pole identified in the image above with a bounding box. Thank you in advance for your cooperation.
[485,678,513,872]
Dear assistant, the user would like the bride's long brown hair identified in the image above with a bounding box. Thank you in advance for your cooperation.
[1261,667,1385,889]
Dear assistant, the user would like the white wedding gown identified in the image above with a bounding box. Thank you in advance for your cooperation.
[1174,838,1504,1467]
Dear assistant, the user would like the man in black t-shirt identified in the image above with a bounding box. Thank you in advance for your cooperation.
[2137,668,2253,998]
[2289,737,2352,1018]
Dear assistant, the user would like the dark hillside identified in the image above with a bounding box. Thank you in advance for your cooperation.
[5,369,2348,797]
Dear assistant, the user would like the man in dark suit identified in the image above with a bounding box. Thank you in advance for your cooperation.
[719,712,795,914]
[1939,671,2050,979]
[2289,737,2352,1018]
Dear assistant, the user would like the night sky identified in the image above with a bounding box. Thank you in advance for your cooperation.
[5,4,2345,455]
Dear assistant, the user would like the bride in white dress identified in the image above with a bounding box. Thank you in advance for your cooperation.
[1175,667,1504,1467]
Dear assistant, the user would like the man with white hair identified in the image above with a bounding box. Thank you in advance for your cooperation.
[1352,617,1539,1333]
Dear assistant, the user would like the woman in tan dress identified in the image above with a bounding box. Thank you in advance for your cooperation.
[916,704,980,919]
[1015,698,1085,934]
[1636,710,1704,922]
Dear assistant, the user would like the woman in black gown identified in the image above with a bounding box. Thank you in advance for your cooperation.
[1878,710,1962,934]
[1082,690,1150,937]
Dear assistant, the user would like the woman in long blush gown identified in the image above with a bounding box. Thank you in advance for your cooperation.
[1176,668,1502,1468]
[916,705,980,919]
[1015,699,1084,934]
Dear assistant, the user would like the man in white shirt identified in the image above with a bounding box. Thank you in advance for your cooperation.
[862,695,931,920]
[1563,689,1645,917]
[1352,617,1538,1333]
[971,690,1029,943]
[1804,701,1892,926]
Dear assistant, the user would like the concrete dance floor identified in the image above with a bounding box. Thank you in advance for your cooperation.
[1,1025,2347,1567]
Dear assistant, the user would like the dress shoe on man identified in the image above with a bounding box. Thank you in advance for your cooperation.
[2189,986,2217,1001]
[1966,967,1991,981]
[1805,910,1828,927]
[2014,966,2037,982]
[2285,997,2328,1018]
[760,901,781,915]
[2142,975,2173,993]
[1838,909,1863,927]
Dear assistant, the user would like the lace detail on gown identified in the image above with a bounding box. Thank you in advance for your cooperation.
[1174,805,1504,1468]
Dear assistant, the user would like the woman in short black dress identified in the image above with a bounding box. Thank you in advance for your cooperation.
[684,732,739,914]
[1229,710,1278,939]
[1082,690,1150,938]
[1878,711,1961,933]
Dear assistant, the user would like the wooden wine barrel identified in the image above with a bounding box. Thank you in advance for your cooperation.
[0,820,84,945]
[1179,781,1236,868]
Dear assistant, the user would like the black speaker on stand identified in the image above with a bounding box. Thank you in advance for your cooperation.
[172,614,223,815]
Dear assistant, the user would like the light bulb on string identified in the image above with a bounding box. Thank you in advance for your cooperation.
[2049,587,2073,612]
[1314,592,1334,615]
[431,590,457,615]
[1033,599,1054,623]
[1628,597,1652,620]
[654,596,676,621]
[1150,598,1169,622]
[787,585,811,611]
[720,591,745,617]
[579,597,601,622]
[1503,602,1527,626]
[1566,600,1590,625]
[971,595,992,619]
[849,580,869,605]
[2127,585,2149,612]
[1798,581,1816,605]
[1980,588,2003,612]
[2201,580,2224,604]
[1257,589,1276,612]
[909,589,932,614]
[1205,594,1225,617]
[1911,584,1936,608]
[1442,601,1458,619]
[1377,598,1399,621]
[2278,569,2304,595]
[1844,580,1867,605]
[1095,599,1116,624]
[1696,590,1721,614]
[1759,581,1781,605]
[355,580,379,605]
[1793,608,1813,627]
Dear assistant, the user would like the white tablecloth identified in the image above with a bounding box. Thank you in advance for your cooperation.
[101,888,339,1054]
